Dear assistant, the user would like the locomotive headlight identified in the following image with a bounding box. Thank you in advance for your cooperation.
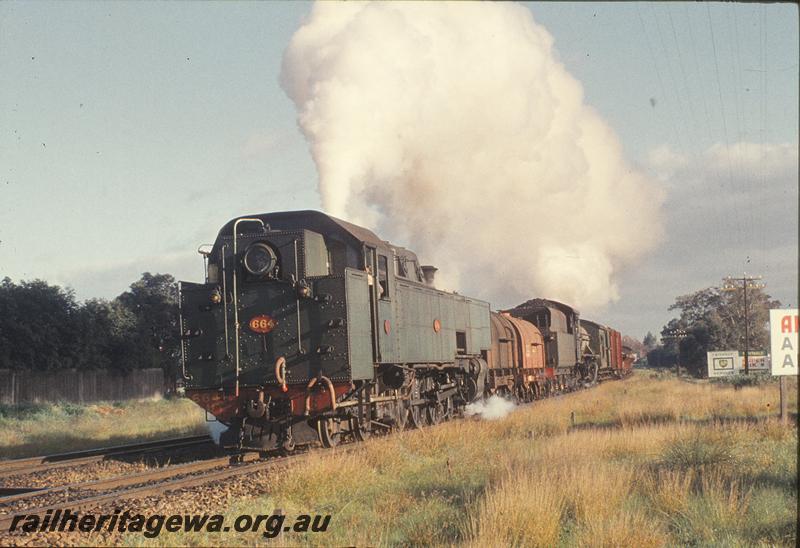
[243,242,277,276]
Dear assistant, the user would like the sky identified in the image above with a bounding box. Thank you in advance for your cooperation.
[0,1,797,340]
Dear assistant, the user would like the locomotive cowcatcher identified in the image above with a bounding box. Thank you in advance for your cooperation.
[179,211,490,451]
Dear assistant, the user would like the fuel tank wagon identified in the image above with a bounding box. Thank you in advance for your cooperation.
[487,312,554,399]
[179,211,490,450]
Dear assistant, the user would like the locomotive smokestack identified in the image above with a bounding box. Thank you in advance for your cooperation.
[421,265,438,287]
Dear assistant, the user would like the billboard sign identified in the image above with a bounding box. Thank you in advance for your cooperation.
[741,351,770,372]
[707,350,740,378]
[770,309,798,376]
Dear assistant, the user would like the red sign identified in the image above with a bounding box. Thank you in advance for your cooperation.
[249,315,277,334]
[384,320,391,334]
[433,319,441,333]
[781,314,799,333]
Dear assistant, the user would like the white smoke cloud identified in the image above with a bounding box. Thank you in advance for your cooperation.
[281,2,663,309]
[464,395,516,421]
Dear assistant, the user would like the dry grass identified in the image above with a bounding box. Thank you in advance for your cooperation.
[0,398,207,458]
[137,373,798,546]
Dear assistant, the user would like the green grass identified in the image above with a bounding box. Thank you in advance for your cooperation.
[146,373,797,547]
[710,372,777,388]
[0,397,207,458]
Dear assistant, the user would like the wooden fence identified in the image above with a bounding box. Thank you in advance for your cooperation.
[0,368,166,405]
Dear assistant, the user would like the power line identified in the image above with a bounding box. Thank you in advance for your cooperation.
[760,5,768,261]
[682,3,728,264]
[684,3,715,147]
[729,4,754,253]
[652,3,691,149]
[668,6,700,147]
[662,328,688,377]
[706,3,741,250]
[635,3,684,151]
[729,5,746,146]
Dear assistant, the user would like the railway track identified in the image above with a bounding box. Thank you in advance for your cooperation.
[0,435,212,480]
[0,445,337,531]
[0,378,631,534]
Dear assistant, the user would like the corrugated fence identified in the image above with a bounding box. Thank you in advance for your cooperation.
[0,368,165,405]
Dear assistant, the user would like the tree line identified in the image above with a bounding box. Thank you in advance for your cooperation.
[0,273,179,379]
[1,271,783,381]
[645,280,782,377]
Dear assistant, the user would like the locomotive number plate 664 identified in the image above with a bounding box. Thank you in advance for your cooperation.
[249,314,277,334]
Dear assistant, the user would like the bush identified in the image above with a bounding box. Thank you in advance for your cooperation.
[59,401,87,417]
[661,433,736,469]
[711,374,775,388]
[0,402,52,420]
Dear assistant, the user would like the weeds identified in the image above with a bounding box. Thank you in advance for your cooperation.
[4,374,789,545]
[0,398,207,458]
[711,373,776,388]
[660,430,736,468]
[152,373,796,546]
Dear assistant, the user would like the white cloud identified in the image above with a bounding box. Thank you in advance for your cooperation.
[640,140,798,308]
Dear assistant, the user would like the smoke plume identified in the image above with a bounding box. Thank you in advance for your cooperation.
[281,2,663,309]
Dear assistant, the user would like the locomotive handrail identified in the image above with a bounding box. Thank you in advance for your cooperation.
[197,243,213,281]
[304,375,337,415]
[232,218,266,397]
[275,356,288,392]
[293,239,304,355]
[177,282,191,381]
[221,244,230,358]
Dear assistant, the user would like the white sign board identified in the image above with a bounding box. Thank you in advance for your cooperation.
[741,351,770,372]
[770,309,798,376]
[707,350,740,377]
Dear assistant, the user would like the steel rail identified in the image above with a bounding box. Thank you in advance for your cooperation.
[0,447,353,531]
[0,435,211,478]
[0,452,262,506]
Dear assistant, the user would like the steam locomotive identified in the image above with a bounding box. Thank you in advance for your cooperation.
[179,210,631,451]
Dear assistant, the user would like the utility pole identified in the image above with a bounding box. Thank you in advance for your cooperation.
[663,328,687,377]
[722,274,764,375]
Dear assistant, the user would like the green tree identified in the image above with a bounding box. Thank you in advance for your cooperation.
[659,281,781,376]
[642,331,657,351]
[0,277,82,370]
[115,273,180,379]
[74,298,139,371]
[646,345,677,368]
[717,283,779,354]
[0,273,181,377]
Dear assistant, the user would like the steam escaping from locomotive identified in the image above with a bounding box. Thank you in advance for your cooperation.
[206,420,228,445]
[281,2,663,310]
[464,395,517,421]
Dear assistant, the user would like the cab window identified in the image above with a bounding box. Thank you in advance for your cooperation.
[378,255,389,299]
[395,256,408,278]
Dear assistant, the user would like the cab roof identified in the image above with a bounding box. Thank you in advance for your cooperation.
[216,210,419,262]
